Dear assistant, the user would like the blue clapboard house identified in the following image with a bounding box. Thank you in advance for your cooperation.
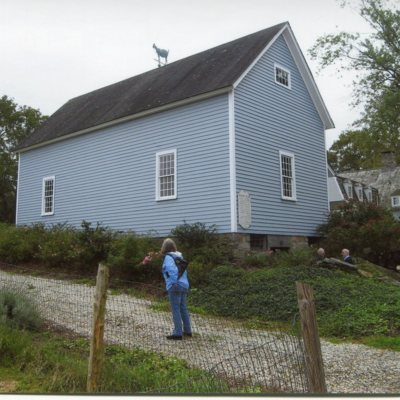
[16,22,334,251]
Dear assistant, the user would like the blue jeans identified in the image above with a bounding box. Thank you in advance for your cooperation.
[168,285,192,336]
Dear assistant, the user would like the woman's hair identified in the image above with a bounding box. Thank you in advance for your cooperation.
[160,238,177,255]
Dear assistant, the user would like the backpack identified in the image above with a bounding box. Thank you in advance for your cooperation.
[166,253,189,279]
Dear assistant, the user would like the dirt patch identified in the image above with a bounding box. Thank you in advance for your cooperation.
[0,380,17,392]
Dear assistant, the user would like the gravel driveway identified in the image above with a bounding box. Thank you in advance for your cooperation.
[1,269,399,394]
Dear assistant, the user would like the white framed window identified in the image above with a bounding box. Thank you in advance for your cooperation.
[392,196,400,208]
[41,176,55,216]
[279,150,296,201]
[156,149,177,201]
[274,63,291,89]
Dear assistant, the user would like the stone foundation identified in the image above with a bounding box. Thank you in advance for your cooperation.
[228,233,310,253]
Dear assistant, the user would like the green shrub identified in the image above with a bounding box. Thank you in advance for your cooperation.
[171,222,234,265]
[0,324,35,366]
[190,264,400,338]
[107,233,162,282]
[318,201,400,268]
[75,221,114,267]
[38,224,80,268]
[187,260,219,287]
[0,223,46,264]
[241,252,277,268]
[0,290,42,331]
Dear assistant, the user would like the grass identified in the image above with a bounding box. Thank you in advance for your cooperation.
[0,324,229,394]
[190,264,400,343]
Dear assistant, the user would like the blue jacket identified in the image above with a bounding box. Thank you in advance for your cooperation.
[162,251,189,291]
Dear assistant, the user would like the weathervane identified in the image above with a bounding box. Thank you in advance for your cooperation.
[153,43,169,67]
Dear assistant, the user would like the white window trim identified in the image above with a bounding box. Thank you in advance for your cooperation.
[41,175,55,216]
[156,149,177,201]
[274,63,291,89]
[345,183,353,199]
[279,150,297,201]
[355,185,363,201]
[392,196,400,208]
[364,188,372,202]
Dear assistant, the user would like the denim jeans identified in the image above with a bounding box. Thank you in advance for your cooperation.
[168,285,192,336]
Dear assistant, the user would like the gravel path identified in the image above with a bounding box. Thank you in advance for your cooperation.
[1,269,399,394]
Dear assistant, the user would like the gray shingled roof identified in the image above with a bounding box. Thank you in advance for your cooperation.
[340,166,400,209]
[18,23,287,150]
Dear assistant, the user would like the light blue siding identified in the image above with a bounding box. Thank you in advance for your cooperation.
[17,95,232,235]
[234,35,328,236]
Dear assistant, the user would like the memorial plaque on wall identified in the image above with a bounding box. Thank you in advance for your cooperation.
[238,190,252,229]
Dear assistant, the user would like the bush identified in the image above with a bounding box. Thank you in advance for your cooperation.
[190,264,400,338]
[38,223,80,268]
[106,233,162,282]
[318,201,400,268]
[75,221,114,267]
[0,290,42,331]
[171,222,234,265]
[0,223,46,264]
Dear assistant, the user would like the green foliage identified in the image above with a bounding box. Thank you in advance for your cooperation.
[0,290,42,331]
[318,201,400,267]
[0,223,45,264]
[0,325,226,393]
[107,233,162,282]
[190,263,400,339]
[171,222,234,264]
[76,221,114,266]
[38,223,80,268]
[328,129,384,172]
[310,0,400,170]
[0,95,47,223]
[187,260,220,287]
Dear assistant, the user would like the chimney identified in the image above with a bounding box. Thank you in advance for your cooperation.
[381,151,397,169]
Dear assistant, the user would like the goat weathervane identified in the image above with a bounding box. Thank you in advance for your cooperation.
[153,43,169,67]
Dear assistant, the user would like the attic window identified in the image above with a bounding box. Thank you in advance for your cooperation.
[345,183,353,199]
[364,188,373,202]
[275,64,291,89]
[356,186,363,201]
[392,196,400,208]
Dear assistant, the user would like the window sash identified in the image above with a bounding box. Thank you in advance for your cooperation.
[156,150,177,200]
[274,64,291,88]
[280,152,296,200]
[42,176,55,215]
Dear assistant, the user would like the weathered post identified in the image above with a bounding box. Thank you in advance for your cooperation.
[296,282,327,393]
[87,263,109,393]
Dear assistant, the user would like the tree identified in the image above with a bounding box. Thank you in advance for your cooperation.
[310,0,400,170]
[0,96,47,223]
[328,129,384,171]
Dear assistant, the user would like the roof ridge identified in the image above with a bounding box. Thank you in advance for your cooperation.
[69,22,288,102]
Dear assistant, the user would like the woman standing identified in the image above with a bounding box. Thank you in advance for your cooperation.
[161,238,192,340]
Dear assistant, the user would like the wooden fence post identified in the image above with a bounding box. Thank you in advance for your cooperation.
[296,282,327,393]
[87,263,109,393]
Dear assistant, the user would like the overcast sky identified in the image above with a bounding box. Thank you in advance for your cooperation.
[1,0,372,148]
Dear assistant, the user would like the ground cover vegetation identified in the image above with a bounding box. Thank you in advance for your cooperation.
[0,209,399,348]
[0,294,226,394]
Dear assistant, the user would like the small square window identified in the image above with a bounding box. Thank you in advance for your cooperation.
[392,196,400,207]
[275,64,291,88]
